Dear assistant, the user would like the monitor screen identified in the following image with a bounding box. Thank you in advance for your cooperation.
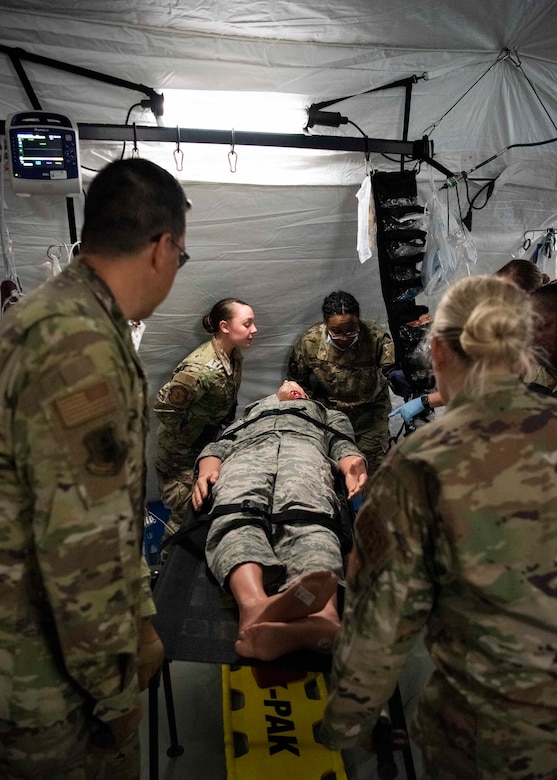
[7,112,81,195]
[13,129,65,172]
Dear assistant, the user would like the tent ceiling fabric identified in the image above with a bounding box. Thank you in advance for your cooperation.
[3,0,557,52]
[1,1,557,500]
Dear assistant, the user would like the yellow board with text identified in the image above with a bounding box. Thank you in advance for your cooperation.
[222,664,347,780]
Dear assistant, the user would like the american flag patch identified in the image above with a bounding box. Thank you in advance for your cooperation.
[55,381,117,428]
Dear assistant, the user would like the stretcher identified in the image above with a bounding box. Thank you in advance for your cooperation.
[149,539,417,780]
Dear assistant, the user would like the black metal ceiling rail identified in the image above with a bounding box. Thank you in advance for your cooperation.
[0,44,164,116]
[77,123,426,155]
[0,43,452,174]
[0,119,453,176]
[80,124,453,176]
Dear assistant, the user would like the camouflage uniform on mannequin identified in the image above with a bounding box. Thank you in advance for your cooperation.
[287,291,396,486]
[321,276,557,780]
[0,159,190,779]
[154,298,256,534]
[192,381,367,662]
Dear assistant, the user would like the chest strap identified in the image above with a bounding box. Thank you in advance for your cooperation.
[218,407,354,443]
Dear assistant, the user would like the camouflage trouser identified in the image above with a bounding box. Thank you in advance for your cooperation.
[207,521,344,592]
[157,467,195,536]
[0,712,140,780]
[413,670,557,780]
[353,391,391,491]
[204,432,344,589]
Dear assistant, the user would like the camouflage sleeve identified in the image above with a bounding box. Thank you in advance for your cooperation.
[286,335,312,390]
[194,437,234,467]
[153,365,204,422]
[320,450,437,750]
[325,409,366,463]
[139,554,156,618]
[377,329,395,373]
[13,322,144,723]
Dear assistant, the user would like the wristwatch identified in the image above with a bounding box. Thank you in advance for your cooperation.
[420,393,431,413]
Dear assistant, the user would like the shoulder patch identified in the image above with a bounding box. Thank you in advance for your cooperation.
[83,423,127,476]
[168,385,191,406]
[55,381,117,428]
[355,505,395,571]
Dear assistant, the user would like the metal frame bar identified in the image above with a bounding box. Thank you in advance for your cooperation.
[74,123,430,157]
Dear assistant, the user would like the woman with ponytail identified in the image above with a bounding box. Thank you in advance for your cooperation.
[154,298,257,534]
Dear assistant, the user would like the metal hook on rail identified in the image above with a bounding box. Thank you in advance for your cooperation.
[131,123,140,158]
[173,126,184,172]
[228,128,238,173]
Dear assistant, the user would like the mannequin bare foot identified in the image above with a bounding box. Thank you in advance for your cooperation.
[238,570,338,630]
[235,614,340,661]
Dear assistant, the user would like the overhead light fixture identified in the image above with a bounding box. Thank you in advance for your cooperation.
[140,92,165,120]
[162,90,307,134]
[305,106,349,129]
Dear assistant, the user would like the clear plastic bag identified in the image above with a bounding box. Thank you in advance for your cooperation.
[422,169,477,295]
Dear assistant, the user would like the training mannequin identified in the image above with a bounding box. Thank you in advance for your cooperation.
[192,380,367,661]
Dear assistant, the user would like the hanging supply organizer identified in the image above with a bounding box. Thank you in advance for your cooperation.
[372,170,434,394]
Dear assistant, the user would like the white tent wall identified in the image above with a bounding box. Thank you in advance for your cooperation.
[1,2,557,503]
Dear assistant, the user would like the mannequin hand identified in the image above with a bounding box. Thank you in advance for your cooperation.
[339,455,368,499]
[388,397,425,423]
[192,457,222,510]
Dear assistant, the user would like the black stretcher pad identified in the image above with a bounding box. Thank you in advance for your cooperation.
[152,543,332,672]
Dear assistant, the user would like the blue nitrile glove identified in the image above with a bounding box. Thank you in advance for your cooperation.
[386,369,413,399]
[388,396,425,423]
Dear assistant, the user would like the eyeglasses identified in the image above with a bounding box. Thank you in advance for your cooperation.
[328,327,360,340]
[151,233,190,268]
[169,238,190,268]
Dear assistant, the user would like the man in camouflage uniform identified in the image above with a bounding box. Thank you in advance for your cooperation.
[153,338,242,532]
[192,380,367,660]
[321,381,557,777]
[287,309,395,482]
[0,159,190,779]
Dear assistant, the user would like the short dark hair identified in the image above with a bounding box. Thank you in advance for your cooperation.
[531,279,557,307]
[322,291,360,321]
[80,158,190,255]
[494,258,547,292]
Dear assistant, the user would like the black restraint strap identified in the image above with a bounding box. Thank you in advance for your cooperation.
[218,407,355,444]
[206,502,352,554]
[168,480,355,559]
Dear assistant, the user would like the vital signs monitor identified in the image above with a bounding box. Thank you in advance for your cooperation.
[6,111,82,196]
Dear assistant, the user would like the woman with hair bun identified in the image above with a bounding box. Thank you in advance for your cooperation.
[322,275,557,779]
[154,298,256,533]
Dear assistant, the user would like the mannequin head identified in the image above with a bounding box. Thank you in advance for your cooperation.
[277,380,309,401]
